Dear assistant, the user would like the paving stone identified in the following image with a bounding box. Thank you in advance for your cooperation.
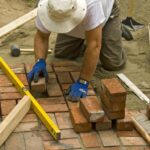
[0,75,13,87]
[38,97,68,113]
[1,100,16,115]
[47,83,63,97]
[80,97,104,122]
[39,130,54,141]
[54,66,81,72]
[52,60,78,67]
[14,122,39,132]
[0,146,4,150]
[61,129,78,139]
[116,129,140,137]
[44,138,81,149]
[0,64,25,74]
[61,84,71,91]
[116,109,134,131]
[48,72,57,79]
[55,112,73,129]
[5,133,25,150]
[80,132,101,148]
[120,137,147,146]
[70,72,80,82]
[21,114,38,122]
[31,78,46,92]
[121,147,145,150]
[99,130,120,147]
[89,148,121,150]
[0,86,18,93]
[56,72,73,84]
[70,106,92,133]
[0,93,22,100]
[95,115,112,131]
[16,74,28,86]
[23,132,44,150]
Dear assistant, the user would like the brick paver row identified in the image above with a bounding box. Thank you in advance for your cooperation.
[0,61,149,150]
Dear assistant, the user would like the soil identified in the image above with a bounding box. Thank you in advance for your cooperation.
[0,0,150,110]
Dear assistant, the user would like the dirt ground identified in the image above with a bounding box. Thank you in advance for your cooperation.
[0,0,150,110]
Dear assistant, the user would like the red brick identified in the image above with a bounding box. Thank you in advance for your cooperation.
[31,78,46,92]
[102,103,125,120]
[67,100,79,110]
[5,133,26,150]
[61,129,78,139]
[1,100,16,115]
[52,60,79,67]
[14,122,39,132]
[47,78,58,84]
[44,138,81,149]
[55,112,73,129]
[0,93,22,100]
[37,97,68,113]
[0,86,18,93]
[122,147,145,150]
[23,132,44,150]
[47,83,63,97]
[80,132,101,148]
[146,104,150,119]
[54,66,81,72]
[120,137,147,146]
[56,72,73,84]
[116,109,134,131]
[61,84,71,90]
[95,115,112,131]
[80,97,104,122]
[70,106,92,132]
[101,78,127,96]
[100,90,126,113]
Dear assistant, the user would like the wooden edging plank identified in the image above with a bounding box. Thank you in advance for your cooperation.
[0,9,37,38]
[0,96,31,146]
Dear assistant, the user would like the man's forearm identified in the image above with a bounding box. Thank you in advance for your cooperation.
[34,30,50,61]
[80,47,100,81]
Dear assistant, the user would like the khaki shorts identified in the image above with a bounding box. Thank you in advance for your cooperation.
[54,1,126,71]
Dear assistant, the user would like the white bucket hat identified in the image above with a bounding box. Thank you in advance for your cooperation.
[38,0,87,33]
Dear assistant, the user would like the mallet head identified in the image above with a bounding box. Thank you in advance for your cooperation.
[10,45,20,57]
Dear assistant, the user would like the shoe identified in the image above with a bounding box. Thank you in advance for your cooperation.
[121,24,133,41]
[122,17,144,30]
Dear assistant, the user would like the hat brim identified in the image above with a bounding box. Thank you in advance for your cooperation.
[38,0,87,33]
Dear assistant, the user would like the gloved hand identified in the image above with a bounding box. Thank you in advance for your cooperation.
[67,79,89,102]
[27,59,48,83]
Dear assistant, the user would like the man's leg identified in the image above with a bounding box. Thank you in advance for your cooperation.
[54,34,85,59]
[100,1,127,71]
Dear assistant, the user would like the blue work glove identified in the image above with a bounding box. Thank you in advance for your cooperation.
[27,59,48,83]
[67,79,89,102]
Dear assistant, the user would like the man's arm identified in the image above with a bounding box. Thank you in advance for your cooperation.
[80,26,102,81]
[34,29,50,60]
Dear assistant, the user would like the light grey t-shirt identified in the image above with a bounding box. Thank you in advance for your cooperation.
[36,0,115,39]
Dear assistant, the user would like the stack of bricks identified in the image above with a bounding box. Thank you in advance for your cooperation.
[100,78,134,131]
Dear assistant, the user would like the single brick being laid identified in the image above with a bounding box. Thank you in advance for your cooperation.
[31,78,46,93]
[70,106,92,133]
[116,109,134,131]
[79,97,104,122]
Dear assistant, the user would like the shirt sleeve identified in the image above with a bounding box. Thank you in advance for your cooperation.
[35,15,50,33]
[84,1,106,31]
